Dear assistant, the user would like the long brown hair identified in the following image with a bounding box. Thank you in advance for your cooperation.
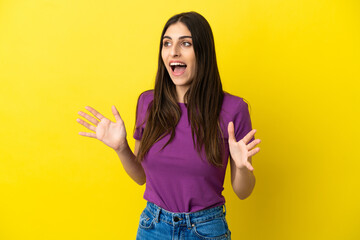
[136,11,224,166]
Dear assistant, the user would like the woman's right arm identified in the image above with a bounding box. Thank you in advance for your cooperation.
[114,139,146,185]
[77,105,146,185]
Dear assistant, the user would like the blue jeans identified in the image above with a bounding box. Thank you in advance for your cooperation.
[136,202,231,240]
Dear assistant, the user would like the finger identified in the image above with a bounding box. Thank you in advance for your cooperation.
[78,111,100,126]
[78,131,97,138]
[246,162,254,171]
[76,118,96,132]
[247,139,261,151]
[85,106,105,120]
[242,129,257,144]
[248,147,260,157]
[227,122,236,142]
[112,105,123,123]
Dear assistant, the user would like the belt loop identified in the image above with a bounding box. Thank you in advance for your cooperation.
[223,204,227,216]
[154,205,161,223]
[185,213,192,229]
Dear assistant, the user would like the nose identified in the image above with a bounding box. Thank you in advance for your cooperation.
[170,44,181,57]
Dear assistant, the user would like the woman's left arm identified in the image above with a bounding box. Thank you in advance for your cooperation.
[228,122,261,200]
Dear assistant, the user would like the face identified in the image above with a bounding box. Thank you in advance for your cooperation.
[161,22,196,93]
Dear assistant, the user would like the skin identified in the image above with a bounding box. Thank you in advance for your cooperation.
[228,122,261,199]
[77,106,145,185]
[76,22,261,199]
[161,22,196,103]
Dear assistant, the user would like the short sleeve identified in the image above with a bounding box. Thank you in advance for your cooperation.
[133,91,152,140]
[233,99,255,143]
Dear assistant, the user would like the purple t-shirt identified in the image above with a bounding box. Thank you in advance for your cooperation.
[133,90,254,213]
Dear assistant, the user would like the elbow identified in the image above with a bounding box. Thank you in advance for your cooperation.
[233,179,256,200]
[136,177,146,186]
[238,193,251,200]
[235,190,252,200]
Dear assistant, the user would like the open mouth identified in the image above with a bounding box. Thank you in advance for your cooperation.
[170,62,187,75]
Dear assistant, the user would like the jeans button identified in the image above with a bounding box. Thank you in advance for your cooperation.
[173,216,180,222]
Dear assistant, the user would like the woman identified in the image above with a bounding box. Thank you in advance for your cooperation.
[77,11,261,240]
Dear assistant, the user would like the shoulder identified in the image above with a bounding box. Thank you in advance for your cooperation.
[138,89,154,105]
[220,92,253,139]
[222,92,249,113]
[136,90,154,117]
[220,92,251,126]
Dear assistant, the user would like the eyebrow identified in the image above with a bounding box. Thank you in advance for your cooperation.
[163,35,192,40]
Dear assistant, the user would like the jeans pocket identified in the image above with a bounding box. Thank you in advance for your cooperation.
[138,208,155,229]
[193,217,230,240]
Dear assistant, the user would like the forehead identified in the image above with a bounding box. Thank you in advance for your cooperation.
[163,22,192,38]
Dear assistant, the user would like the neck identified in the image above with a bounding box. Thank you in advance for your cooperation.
[176,85,190,103]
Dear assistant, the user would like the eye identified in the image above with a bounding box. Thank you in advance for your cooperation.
[163,41,171,47]
[182,41,192,47]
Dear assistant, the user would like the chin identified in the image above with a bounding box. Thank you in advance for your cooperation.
[170,77,191,87]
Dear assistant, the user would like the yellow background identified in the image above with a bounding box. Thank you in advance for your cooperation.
[0,0,359,239]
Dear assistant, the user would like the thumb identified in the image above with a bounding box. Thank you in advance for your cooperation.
[228,121,237,142]
[112,105,123,122]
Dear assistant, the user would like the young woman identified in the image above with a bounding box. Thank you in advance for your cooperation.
[77,11,261,240]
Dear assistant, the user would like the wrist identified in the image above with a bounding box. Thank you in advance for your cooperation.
[236,165,248,171]
[236,164,252,173]
[114,140,129,153]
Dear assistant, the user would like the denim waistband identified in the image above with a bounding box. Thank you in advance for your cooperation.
[145,202,226,228]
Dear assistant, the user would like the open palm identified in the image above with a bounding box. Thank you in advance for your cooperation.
[77,105,127,151]
[228,121,261,171]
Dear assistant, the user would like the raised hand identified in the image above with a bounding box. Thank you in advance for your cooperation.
[77,106,127,151]
[228,121,261,171]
